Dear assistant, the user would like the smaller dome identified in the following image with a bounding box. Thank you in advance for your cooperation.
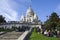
[34,14,38,19]
[26,6,33,13]
[26,6,34,16]
[20,15,25,21]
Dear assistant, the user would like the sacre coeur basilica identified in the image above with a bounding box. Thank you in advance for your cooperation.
[0,6,42,29]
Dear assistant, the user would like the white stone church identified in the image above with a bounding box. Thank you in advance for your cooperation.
[0,6,42,29]
[20,6,38,23]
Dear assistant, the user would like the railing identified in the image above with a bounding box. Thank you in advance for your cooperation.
[17,27,33,40]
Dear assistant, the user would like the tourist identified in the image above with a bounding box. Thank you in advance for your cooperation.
[36,27,40,34]
[55,29,57,35]
[52,30,56,37]
[48,30,51,37]
[48,30,55,37]
[56,31,60,38]
[40,29,43,34]
[44,30,48,36]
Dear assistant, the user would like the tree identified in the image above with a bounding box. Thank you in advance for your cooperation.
[57,19,60,27]
[0,15,6,23]
[44,12,59,30]
[57,19,60,30]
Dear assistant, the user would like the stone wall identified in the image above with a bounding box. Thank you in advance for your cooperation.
[17,27,33,40]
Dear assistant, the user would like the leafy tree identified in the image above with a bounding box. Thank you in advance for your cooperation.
[57,19,60,27]
[0,15,6,23]
[44,12,59,30]
[57,19,60,30]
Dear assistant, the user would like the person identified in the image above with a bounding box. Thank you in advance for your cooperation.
[48,30,54,37]
[52,30,56,37]
[56,31,60,38]
[44,30,48,36]
[42,29,44,34]
[50,31,54,37]
[36,27,40,34]
[40,29,43,34]
[55,30,57,35]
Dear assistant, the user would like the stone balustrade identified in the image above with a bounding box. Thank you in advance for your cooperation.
[17,27,33,40]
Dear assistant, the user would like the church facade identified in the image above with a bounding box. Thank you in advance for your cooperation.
[0,6,42,29]
[20,6,38,23]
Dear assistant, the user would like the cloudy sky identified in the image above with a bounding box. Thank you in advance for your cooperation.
[0,0,60,22]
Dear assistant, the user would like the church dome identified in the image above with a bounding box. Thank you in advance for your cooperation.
[20,15,25,21]
[34,14,38,20]
[26,6,34,16]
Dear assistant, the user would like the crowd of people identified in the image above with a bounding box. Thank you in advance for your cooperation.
[36,27,60,38]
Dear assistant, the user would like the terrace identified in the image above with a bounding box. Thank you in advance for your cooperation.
[0,32,23,40]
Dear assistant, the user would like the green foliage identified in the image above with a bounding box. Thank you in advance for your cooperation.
[57,19,60,27]
[44,12,59,30]
[57,20,60,30]
[0,27,17,32]
[0,27,5,32]
[0,15,6,23]
[0,28,14,32]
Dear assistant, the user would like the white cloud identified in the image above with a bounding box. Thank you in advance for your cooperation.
[20,0,32,3]
[0,0,32,21]
[0,0,18,21]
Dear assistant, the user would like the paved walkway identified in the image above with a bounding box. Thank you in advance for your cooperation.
[0,32,23,40]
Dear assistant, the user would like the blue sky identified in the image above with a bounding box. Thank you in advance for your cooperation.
[0,0,60,22]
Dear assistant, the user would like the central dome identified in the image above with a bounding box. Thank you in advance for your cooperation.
[26,6,34,17]
[20,6,40,23]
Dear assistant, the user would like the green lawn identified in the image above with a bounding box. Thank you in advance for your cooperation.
[29,28,60,40]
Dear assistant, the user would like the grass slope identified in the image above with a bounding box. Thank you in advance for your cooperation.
[29,28,59,40]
